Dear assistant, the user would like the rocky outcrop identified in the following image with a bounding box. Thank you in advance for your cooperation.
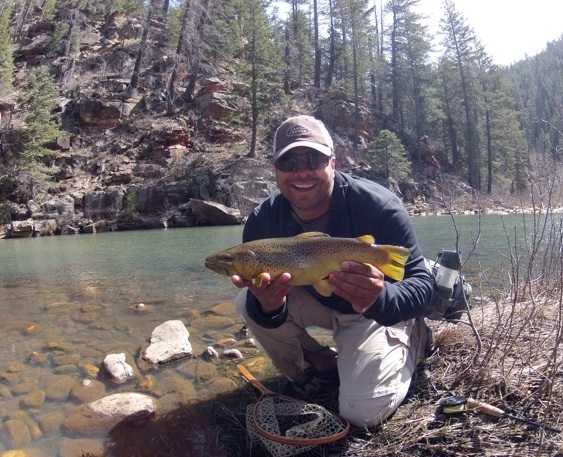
[189,198,243,226]
[194,78,237,120]
[75,98,124,129]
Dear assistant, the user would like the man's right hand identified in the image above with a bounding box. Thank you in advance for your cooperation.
[231,272,293,314]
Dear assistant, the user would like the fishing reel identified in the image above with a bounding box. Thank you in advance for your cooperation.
[439,395,562,433]
[426,250,472,322]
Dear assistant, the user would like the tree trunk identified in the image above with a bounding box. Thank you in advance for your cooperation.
[167,0,192,114]
[313,0,321,88]
[131,3,155,93]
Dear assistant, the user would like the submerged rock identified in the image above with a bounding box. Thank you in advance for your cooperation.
[63,392,157,437]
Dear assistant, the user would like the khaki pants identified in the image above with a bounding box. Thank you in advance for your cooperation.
[235,287,429,427]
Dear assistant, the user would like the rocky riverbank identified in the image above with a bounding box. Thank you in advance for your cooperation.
[0,293,284,457]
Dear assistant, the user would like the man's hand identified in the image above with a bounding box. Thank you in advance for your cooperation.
[329,261,384,314]
[231,272,293,314]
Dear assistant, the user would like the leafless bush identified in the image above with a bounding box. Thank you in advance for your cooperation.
[359,154,563,457]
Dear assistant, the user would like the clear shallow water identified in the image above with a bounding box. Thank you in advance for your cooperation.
[0,214,547,455]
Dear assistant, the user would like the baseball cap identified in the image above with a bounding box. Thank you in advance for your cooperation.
[272,115,334,162]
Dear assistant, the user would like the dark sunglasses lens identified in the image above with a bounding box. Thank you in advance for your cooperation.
[276,153,327,172]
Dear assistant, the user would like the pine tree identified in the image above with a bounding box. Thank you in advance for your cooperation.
[234,0,282,158]
[19,67,64,194]
[440,0,481,190]
[0,1,14,93]
[368,129,411,181]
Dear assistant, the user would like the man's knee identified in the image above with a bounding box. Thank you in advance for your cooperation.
[339,390,402,427]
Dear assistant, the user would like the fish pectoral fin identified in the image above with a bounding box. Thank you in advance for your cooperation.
[296,232,331,238]
[313,279,333,297]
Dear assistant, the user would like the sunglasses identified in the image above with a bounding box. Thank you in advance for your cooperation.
[275,152,331,173]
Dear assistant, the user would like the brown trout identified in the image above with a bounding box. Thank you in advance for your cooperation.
[204,232,410,297]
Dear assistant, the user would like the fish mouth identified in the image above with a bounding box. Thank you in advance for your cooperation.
[204,261,228,276]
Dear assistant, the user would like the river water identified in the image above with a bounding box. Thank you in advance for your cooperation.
[0,213,547,455]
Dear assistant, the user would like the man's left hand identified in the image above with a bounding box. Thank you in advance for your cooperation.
[329,261,384,314]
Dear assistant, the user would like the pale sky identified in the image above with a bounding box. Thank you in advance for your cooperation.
[275,0,563,66]
[417,0,563,66]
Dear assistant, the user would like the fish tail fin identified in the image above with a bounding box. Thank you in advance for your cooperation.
[378,245,410,281]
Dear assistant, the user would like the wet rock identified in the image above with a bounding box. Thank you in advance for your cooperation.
[80,363,99,378]
[19,390,46,408]
[0,419,31,448]
[205,346,219,357]
[69,379,106,404]
[157,375,197,398]
[0,372,19,386]
[12,381,38,396]
[55,364,79,374]
[202,376,239,398]
[45,376,76,401]
[7,362,24,373]
[0,448,48,457]
[0,385,13,398]
[63,392,157,437]
[27,352,46,365]
[58,437,105,457]
[216,337,237,347]
[210,302,236,316]
[152,374,197,412]
[129,302,154,313]
[44,301,74,312]
[52,354,81,366]
[142,320,193,366]
[189,316,237,331]
[35,410,65,435]
[177,358,219,382]
[222,349,243,360]
[102,352,136,384]
[137,374,156,390]
[23,418,42,440]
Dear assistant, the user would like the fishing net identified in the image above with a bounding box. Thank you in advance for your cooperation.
[238,364,349,457]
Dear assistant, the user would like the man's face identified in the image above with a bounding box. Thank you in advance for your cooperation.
[274,146,336,221]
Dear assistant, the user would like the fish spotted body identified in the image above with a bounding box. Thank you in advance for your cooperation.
[204,232,410,297]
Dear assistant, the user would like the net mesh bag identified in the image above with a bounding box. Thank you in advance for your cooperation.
[245,395,348,457]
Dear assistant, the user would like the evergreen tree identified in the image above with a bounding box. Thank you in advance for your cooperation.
[386,0,432,166]
[0,1,14,93]
[440,0,481,190]
[368,129,411,181]
[18,67,64,194]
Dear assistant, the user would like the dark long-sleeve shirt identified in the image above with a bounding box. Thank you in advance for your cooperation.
[242,171,432,328]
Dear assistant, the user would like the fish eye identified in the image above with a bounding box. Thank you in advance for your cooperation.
[221,254,232,261]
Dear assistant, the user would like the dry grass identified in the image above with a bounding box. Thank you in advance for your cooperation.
[356,292,563,457]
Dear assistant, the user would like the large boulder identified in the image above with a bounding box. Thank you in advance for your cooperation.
[84,189,124,220]
[62,392,157,437]
[189,198,242,226]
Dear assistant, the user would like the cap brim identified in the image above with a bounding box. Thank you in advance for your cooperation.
[272,141,333,162]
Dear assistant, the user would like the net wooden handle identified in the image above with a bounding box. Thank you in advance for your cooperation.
[237,364,270,395]
[466,397,505,418]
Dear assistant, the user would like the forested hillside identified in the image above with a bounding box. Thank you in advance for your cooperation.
[0,0,562,233]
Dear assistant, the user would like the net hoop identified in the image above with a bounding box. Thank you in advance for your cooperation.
[238,364,350,446]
